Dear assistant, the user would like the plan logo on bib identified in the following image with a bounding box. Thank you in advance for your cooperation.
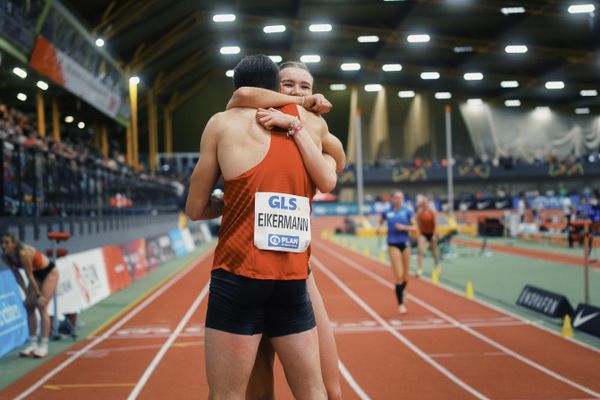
[268,234,300,250]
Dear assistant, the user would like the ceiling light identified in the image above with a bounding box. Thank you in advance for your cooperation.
[357,35,379,43]
[453,46,473,53]
[545,81,564,90]
[568,4,595,14]
[364,84,383,92]
[382,64,402,72]
[213,14,236,22]
[505,45,528,54]
[398,90,415,98]
[78,122,85,129]
[129,76,140,85]
[220,46,240,55]
[501,7,526,15]
[17,93,27,101]
[65,116,74,123]
[263,25,286,33]
[95,38,105,47]
[534,106,551,114]
[464,72,484,81]
[407,34,430,43]
[435,92,452,100]
[501,80,519,88]
[575,107,590,115]
[268,55,282,63]
[12,67,27,79]
[467,98,483,106]
[309,24,332,32]
[36,81,49,91]
[300,54,321,63]
[420,72,440,80]
[225,70,234,78]
[341,63,361,71]
[580,89,598,97]
[504,99,521,107]
[330,84,347,91]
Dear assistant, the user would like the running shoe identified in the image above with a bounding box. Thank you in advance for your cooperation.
[398,304,408,314]
[32,345,48,359]
[19,342,38,357]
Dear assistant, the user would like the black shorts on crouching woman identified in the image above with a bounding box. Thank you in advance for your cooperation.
[205,268,315,337]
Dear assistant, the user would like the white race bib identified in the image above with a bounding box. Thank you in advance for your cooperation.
[254,192,311,253]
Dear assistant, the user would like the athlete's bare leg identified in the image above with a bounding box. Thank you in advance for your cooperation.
[417,236,426,277]
[205,328,263,400]
[271,328,327,400]
[246,337,275,400]
[308,274,342,400]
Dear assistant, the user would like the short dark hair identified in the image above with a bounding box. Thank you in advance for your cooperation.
[233,54,280,91]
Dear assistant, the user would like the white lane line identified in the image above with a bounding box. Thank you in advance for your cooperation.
[338,359,371,400]
[312,256,489,400]
[316,244,600,399]
[338,238,600,355]
[127,283,209,399]
[13,249,214,400]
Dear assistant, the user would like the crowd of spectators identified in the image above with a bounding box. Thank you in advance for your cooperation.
[346,152,600,172]
[1,103,183,216]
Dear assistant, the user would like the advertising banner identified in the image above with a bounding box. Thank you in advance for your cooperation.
[48,256,88,316]
[158,235,176,262]
[169,229,188,257]
[67,249,111,307]
[516,285,573,318]
[145,235,162,271]
[29,36,123,120]
[180,228,196,252]
[120,239,148,280]
[0,270,28,358]
[572,303,600,338]
[102,245,131,293]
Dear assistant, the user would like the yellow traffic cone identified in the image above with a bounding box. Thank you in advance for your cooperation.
[465,281,474,299]
[379,251,386,262]
[431,269,439,284]
[363,247,370,256]
[561,315,574,338]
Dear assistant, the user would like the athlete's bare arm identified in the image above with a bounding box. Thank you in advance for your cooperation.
[322,133,345,174]
[227,87,345,173]
[227,87,332,115]
[256,107,337,193]
[186,114,224,221]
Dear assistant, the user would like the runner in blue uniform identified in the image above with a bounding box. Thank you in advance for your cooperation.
[376,191,418,313]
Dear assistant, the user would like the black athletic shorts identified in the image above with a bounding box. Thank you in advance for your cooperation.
[389,242,409,252]
[205,268,315,337]
[32,262,55,285]
[421,233,434,242]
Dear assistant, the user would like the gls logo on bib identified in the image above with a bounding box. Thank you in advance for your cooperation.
[255,192,311,253]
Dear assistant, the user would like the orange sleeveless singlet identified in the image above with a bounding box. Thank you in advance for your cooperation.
[212,104,315,280]
[417,209,435,234]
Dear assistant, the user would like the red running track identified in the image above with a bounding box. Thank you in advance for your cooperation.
[2,220,600,400]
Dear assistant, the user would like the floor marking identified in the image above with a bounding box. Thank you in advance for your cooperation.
[316,243,600,399]
[12,249,214,400]
[338,360,370,400]
[312,256,489,400]
[43,382,136,390]
[126,283,210,400]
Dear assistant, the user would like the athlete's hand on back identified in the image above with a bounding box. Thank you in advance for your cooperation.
[256,108,295,130]
[303,94,332,115]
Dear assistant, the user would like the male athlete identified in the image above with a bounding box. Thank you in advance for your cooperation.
[186,54,334,399]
